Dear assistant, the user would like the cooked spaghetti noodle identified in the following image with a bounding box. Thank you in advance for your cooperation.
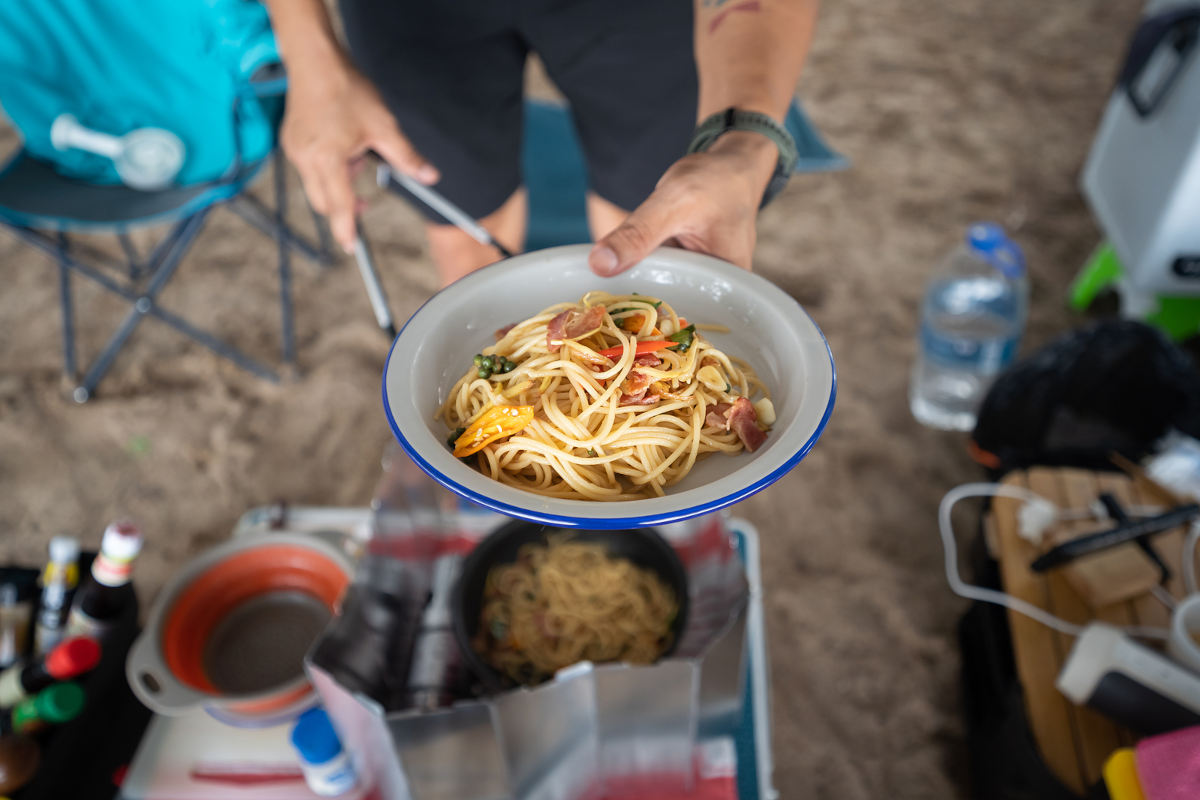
[473,537,678,684]
[437,292,773,500]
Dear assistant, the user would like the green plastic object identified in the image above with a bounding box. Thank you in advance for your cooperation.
[13,681,85,731]
[1069,242,1124,311]
[1147,296,1200,342]
[1070,242,1200,341]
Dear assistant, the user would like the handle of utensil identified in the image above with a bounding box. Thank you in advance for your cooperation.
[125,627,212,714]
[352,229,397,338]
[50,114,122,158]
[376,165,514,258]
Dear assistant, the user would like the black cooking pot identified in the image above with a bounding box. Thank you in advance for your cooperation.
[452,519,689,692]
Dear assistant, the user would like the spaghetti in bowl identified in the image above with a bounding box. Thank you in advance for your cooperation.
[439,291,773,500]
[383,245,835,528]
[452,520,689,690]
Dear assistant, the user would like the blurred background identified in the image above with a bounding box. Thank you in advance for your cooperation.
[0,0,1157,796]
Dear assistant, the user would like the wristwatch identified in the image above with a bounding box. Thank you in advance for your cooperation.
[687,108,798,208]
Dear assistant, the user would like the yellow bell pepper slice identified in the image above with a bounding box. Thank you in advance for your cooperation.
[453,404,535,458]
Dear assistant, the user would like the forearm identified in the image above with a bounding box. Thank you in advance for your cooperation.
[262,0,349,79]
[693,0,818,122]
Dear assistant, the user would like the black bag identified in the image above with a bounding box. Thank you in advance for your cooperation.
[959,528,1100,800]
[971,320,1200,475]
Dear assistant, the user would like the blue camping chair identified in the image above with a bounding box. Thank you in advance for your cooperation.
[0,2,335,402]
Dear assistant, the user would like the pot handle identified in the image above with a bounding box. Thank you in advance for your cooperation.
[125,628,212,715]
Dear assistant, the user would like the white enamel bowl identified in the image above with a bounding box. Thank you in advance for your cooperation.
[383,245,835,528]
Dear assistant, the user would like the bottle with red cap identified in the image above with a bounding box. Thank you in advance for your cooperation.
[66,521,143,641]
[0,636,101,708]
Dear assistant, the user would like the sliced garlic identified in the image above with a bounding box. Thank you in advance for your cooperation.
[753,397,776,427]
[501,379,533,399]
[697,365,726,392]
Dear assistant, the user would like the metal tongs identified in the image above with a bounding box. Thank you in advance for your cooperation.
[1030,494,1200,576]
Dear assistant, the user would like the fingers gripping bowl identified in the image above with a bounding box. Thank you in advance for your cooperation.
[383,245,836,528]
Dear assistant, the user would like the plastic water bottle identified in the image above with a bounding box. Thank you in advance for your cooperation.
[910,223,1028,431]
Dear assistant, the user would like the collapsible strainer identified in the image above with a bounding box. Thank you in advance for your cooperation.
[127,532,352,727]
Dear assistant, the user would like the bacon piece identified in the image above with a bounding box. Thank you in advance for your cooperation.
[618,370,654,405]
[546,311,569,353]
[633,352,662,368]
[567,306,604,338]
[728,397,767,452]
[494,323,516,342]
[705,402,733,430]
[621,395,661,406]
[620,370,669,405]
[546,306,604,353]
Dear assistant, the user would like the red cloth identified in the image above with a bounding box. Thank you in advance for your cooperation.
[1136,724,1200,800]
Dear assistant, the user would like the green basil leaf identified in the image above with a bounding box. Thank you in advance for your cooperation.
[667,324,696,352]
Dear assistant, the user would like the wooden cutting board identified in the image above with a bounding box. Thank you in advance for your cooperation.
[988,467,1195,795]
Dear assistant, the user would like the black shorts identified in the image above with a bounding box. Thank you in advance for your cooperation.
[338,0,697,222]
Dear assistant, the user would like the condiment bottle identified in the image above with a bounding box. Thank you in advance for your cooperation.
[0,584,31,671]
[0,736,39,794]
[34,536,80,655]
[290,707,359,797]
[0,681,85,735]
[66,522,142,640]
[0,637,100,708]
[406,554,466,710]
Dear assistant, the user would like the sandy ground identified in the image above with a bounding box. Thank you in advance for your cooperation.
[0,1,1145,796]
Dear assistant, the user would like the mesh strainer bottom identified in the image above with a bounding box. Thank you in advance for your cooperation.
[202,590,331,695]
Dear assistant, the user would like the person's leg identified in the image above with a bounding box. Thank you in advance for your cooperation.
[585,193,629,243]
[427,188,527,286]
[338,0,527,284]
[526,0,697,256]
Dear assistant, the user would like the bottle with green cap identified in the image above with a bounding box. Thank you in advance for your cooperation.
[0,681,85,736]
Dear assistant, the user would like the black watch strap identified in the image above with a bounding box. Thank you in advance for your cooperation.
[687,108,798,207]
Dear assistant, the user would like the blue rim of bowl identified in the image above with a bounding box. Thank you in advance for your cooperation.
[381,268,837,529]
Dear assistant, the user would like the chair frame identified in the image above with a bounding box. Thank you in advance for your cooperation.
[1,151,332,402]
[0,72,336,402]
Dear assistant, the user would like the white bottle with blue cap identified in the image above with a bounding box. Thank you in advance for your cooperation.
[290,707,360,797]
[910,223,1028,431]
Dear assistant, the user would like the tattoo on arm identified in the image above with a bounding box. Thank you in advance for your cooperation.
[705,0,762,33]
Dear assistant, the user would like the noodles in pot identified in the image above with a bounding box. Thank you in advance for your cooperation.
[437,292,773,500]
[473,537,678,685]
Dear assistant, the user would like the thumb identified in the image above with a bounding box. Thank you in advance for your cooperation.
[370,124,440,185]
[589,193,681,277]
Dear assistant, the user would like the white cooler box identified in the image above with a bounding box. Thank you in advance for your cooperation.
[1082,0,1200,299]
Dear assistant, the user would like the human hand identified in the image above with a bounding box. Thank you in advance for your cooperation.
[588,131,779,276]
[280,57,439,252]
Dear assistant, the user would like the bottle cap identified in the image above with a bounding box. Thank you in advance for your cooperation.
[33,681,85,723]
[290,707,343,766]
[49,536,80,566]
[45,636,102,679]
[100,522,144,560]
[966,222,1025,279]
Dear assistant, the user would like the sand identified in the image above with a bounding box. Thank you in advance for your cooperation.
[0,0,1144,795]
